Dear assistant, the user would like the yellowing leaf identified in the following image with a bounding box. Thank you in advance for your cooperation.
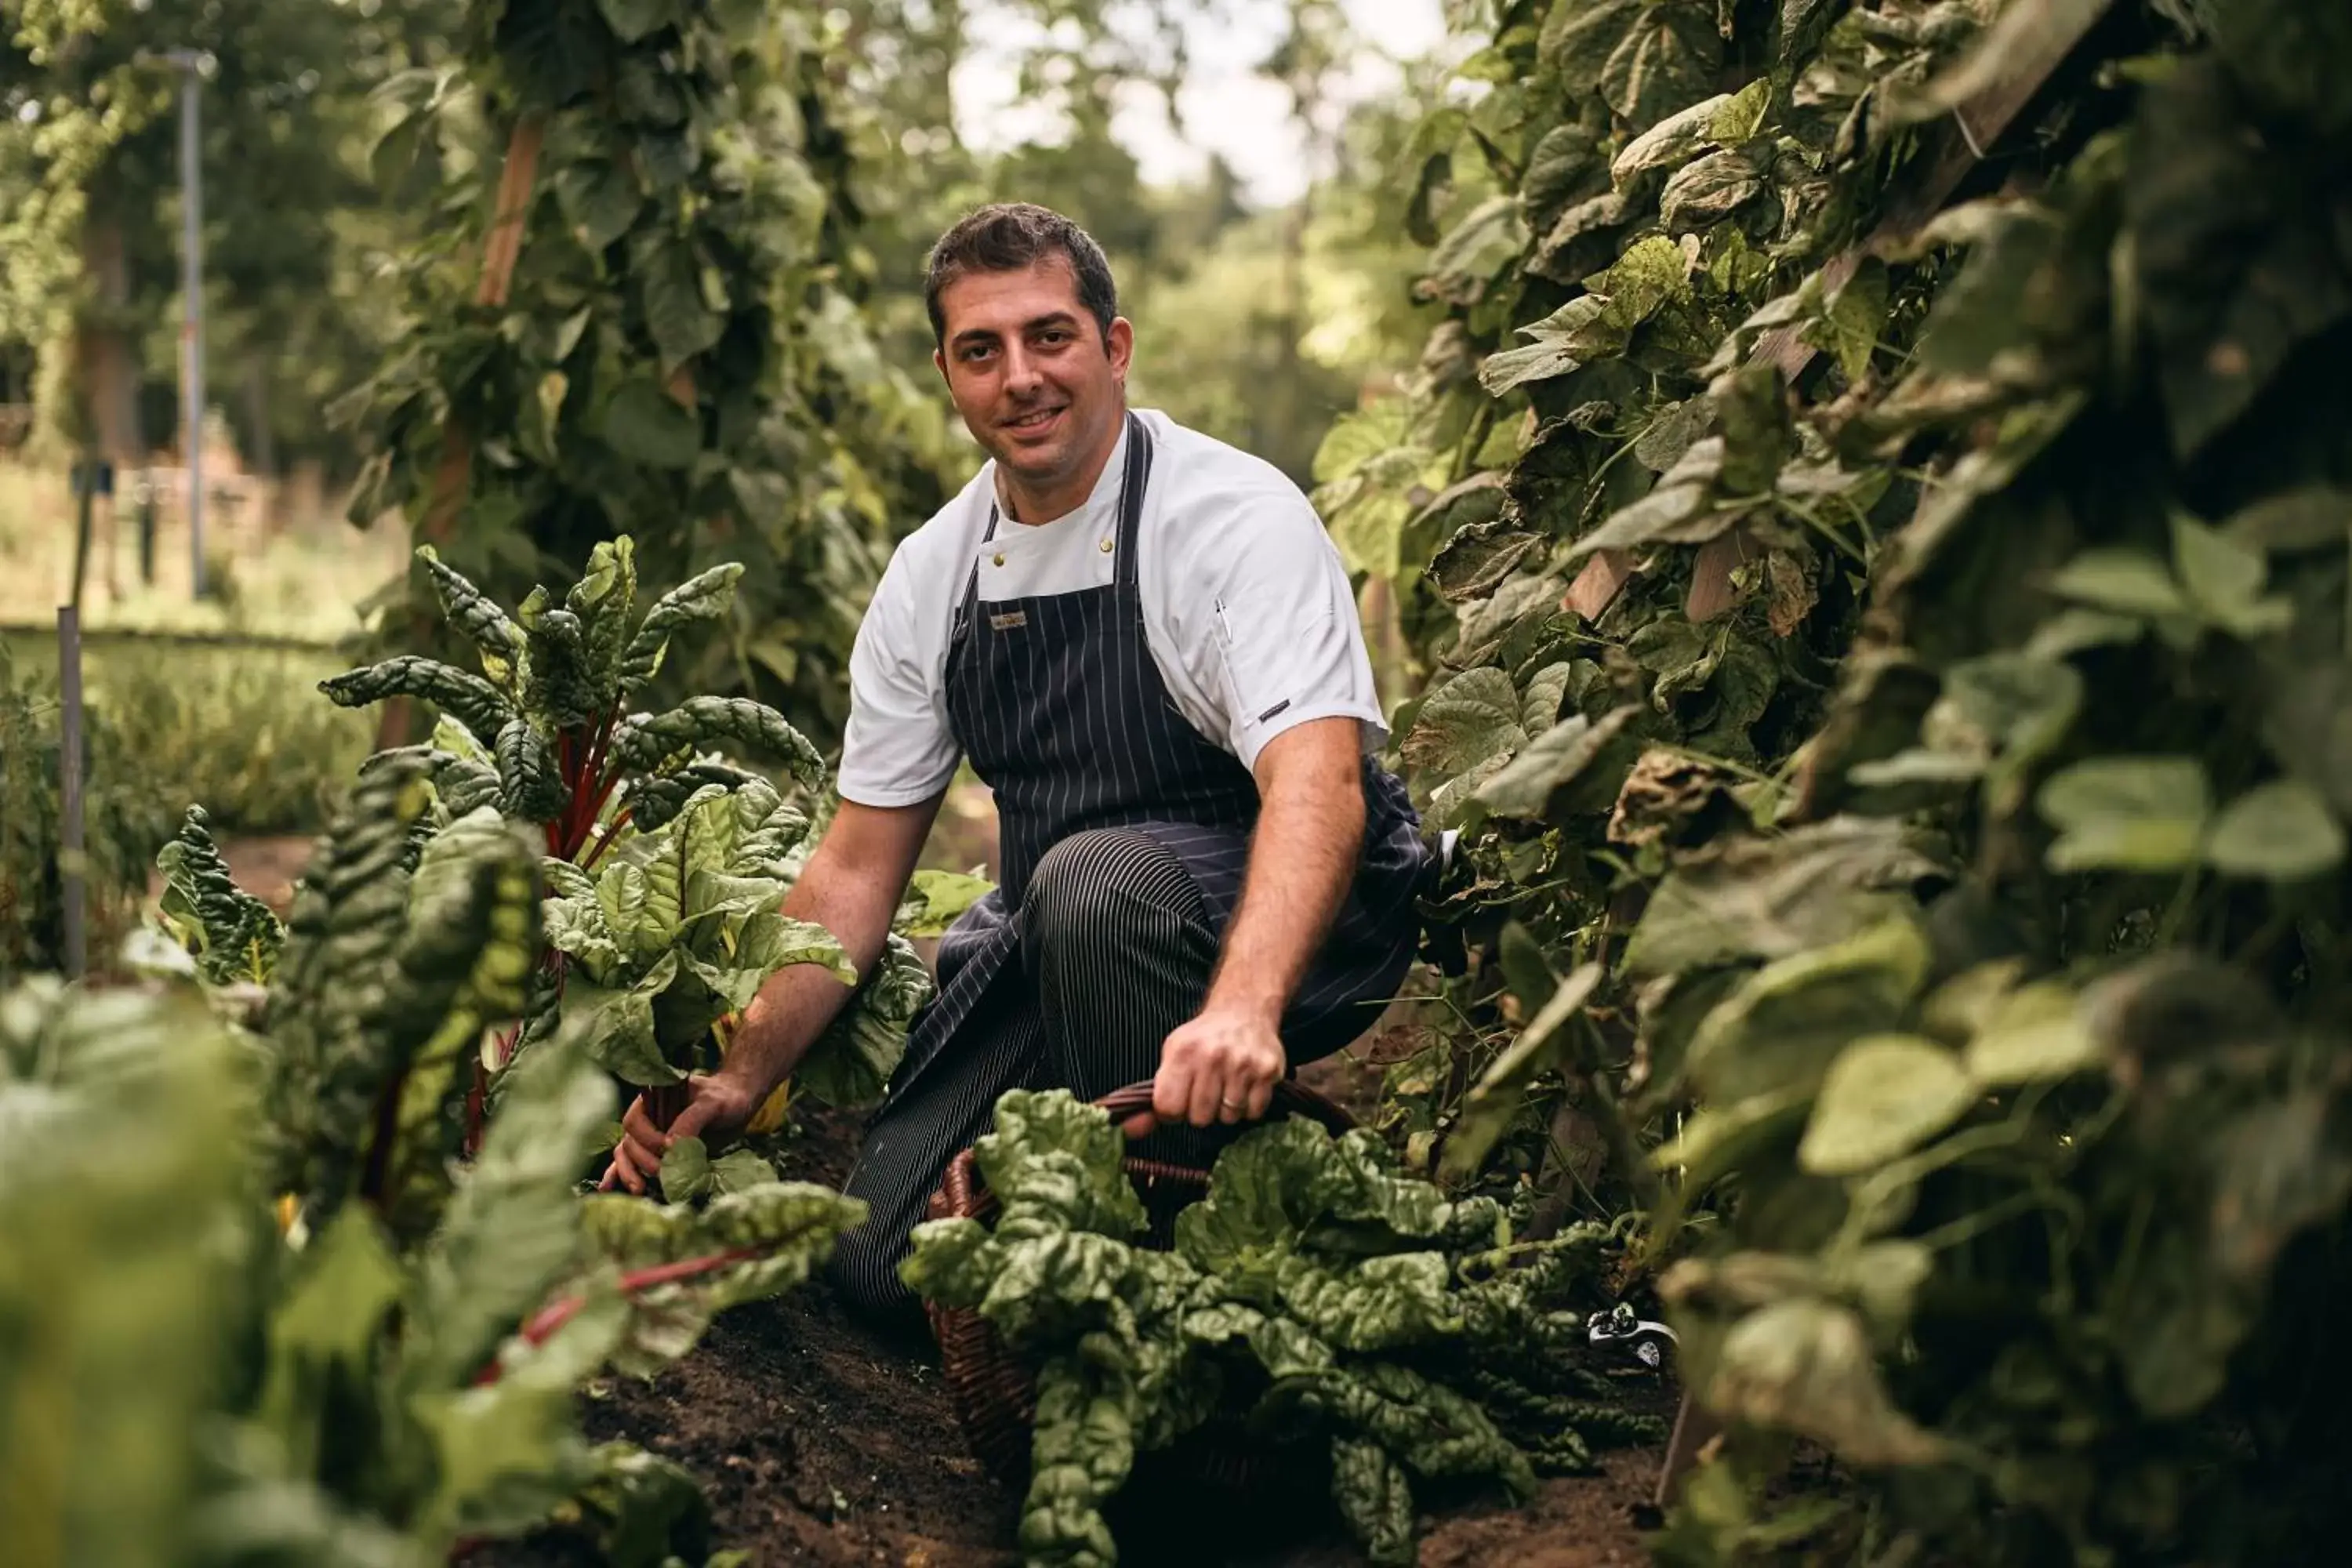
[2204,779,2347,882]
[1963,982,2102,1085]
[2038,757,2210,873]
[1798,1035,1977,1176]
[1705,1298,1945,1467]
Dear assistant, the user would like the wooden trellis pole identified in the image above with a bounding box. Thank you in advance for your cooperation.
[376,113,547,750]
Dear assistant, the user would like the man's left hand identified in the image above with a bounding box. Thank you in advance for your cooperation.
[1136,1004,1287,1136]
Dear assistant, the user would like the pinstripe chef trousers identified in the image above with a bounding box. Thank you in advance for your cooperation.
[829,824,1380,1320]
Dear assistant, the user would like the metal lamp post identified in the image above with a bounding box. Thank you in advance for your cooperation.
[140,47,209,599]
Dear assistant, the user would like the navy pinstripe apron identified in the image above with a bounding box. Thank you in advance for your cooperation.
[883,412,1430,1105]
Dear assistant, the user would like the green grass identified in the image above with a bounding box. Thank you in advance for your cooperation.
[0,457,408,642]
[1,631,373,837]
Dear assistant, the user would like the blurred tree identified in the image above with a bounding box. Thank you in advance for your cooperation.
[1,0,457,478]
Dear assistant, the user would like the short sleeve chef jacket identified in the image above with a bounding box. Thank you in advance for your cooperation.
[838,408,1386,808]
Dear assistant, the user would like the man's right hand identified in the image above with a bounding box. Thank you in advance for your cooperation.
[601,1070,766,1195]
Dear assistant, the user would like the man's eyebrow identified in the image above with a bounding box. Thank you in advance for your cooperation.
[950,311,1080,350]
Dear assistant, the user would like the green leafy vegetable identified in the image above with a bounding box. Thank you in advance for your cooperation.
[902,1090,1662,1566]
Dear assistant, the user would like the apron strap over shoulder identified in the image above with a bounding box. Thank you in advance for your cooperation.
[1111,411,1152,594]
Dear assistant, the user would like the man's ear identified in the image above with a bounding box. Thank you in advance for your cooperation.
[1107,317,1134,383]
[932,344,949,383]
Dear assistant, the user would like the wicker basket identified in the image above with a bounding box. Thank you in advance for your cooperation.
[923,1078,1356,1491]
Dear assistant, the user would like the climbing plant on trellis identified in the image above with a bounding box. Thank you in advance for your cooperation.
[336,0,961,744]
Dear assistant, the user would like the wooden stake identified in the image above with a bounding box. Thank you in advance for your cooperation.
[379,113,547,752]
[1653,1390,1722,1507]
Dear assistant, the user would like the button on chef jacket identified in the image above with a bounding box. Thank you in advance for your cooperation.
[840,408,1387,808]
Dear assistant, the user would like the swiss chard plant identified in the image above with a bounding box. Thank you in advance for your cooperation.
[1,924,859,1566]
[324,537,824,866]
[901,1089,1664,1568]
[154,804,286,988]
[111,742,862,1555]
[543,768,931,1178]
[317,536,925,1145]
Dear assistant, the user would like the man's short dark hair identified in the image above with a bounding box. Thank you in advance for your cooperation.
[924,203,1119,347]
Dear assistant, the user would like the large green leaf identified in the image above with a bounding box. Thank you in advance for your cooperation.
[1798,1035,1978,1176]
[638,238,724,373]
[154,805,285,985]
[377,805,544,1239]
[402,1034,612,1396]
[2204,779,2347,882]
[1475,707,1643,822]
[1403,666,1527,778]
[576,1181,866,1374]
[797,933,929,1107]
[1702,1298,1945,1466]
[416,546,525,674]
[613,696,826,791]
[1624,820,1942,976]
[1683,916,1933,1105]
[599,381,702,470]
[2037,757,2210,873]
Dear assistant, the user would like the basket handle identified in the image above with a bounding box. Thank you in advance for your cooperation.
[1091,1077,1356,1135]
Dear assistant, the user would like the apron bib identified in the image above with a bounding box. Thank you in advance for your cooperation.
[883,412,1430,1102]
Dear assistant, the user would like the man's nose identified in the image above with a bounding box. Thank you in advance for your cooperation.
[1001,343,1044,394]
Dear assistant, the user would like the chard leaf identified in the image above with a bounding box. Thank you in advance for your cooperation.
[377,804,543,1239]
[577,1181,866,1375]
[567,537,639,693]
[565,971,684,1087]
[155,805,285,985]
[320,656,516,750]
[796,933,929,1107]
[403,1033,610,1395]
[657,1134,713,1203]
[518,604,601,732]
[417,545,525,676]
[728,913,855,990]
[613,695,825,792]
[898,868,996,938]
[619,563,746,697]
[495,716,568,824]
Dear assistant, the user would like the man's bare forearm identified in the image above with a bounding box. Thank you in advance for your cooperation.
[1205,723,1365,1022]
[719,796,942,1097]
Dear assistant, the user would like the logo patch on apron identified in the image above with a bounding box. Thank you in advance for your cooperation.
[989,610,1028,631]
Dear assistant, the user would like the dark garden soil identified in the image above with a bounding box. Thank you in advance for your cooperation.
[469,1056,1674,1568]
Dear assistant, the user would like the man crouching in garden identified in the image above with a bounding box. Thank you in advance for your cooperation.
[604,202,1432,1323]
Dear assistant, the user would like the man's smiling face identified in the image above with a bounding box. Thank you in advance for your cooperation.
[933,256,1133,510]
